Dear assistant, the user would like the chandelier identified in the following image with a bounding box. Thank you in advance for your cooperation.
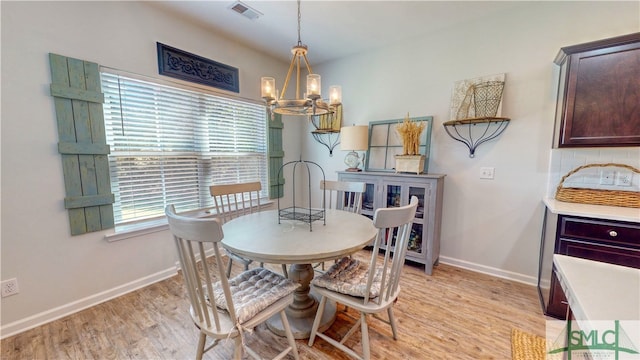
[261,0,341,117]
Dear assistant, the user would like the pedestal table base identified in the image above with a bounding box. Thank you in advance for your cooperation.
[266,263,336,339]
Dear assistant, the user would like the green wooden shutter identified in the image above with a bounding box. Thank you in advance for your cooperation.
[268,113,285,199]
[49,53,114,235]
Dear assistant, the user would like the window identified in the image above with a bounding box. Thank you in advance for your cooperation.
[101,71,268,226]
[365,117,433,172]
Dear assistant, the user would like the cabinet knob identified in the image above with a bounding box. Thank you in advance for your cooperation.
[608,230,618,237]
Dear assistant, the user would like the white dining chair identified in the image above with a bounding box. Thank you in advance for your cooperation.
[210,181,287,278]
[165,205,300,360]
[315,180,367,272]
[321,180,366,214]
[308,196,419,360]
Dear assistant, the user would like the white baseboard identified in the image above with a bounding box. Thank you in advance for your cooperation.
[438,256,538,286]
[0,267,177,340]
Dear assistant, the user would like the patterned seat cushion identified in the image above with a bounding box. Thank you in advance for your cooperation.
[212,268,299,324]
[312,257,383,299]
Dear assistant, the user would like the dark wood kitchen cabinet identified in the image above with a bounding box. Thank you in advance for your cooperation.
[553,33,640,147]
[538,211,640,319]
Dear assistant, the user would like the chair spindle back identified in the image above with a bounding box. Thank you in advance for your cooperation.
[210,182,262,223]
[165,205,238,330]
[320,180,366,213]
[366,196,418,305]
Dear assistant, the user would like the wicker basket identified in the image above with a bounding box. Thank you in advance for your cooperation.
[555,163,640,208]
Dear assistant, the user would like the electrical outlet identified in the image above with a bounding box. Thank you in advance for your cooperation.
[480,167,495,180]
[599,170,615,185]
[615,171,633,187]
[1,278,19,297]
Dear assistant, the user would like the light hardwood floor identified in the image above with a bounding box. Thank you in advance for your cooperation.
[2,250,546,359]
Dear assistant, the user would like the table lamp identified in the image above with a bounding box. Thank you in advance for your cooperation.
[340,125,369,172]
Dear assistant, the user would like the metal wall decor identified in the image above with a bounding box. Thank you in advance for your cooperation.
[157,42,239,93]
[311,104,342,156]
[443,73,510,157]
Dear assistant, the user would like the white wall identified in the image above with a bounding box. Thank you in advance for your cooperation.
[302,2,639,282]
[0,1,297,337]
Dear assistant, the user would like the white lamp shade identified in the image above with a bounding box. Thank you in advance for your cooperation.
[340,125,369,151]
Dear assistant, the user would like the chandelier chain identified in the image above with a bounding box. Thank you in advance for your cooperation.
[297,0,302,46]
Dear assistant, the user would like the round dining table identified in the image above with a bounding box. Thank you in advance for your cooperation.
[222,208,377,339]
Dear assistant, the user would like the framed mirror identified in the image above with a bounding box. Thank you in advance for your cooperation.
[365,116,433,172]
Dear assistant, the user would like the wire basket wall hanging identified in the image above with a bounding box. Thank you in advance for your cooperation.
[444,74,510,158]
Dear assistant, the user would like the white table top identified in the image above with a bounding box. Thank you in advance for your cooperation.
[553,254,640,321]
[222,209,377,264]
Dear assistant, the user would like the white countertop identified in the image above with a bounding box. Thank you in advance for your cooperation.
[544,197,640,223]
[553,254,640,321]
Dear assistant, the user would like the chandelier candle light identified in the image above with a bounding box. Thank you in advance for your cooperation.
[261,0,341,118]
[340,125,369,172]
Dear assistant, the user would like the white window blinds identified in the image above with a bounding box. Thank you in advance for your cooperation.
[101,72,267,225]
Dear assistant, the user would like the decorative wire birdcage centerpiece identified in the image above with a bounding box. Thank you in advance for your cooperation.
[394,113,427,174]
[276,159,326,231]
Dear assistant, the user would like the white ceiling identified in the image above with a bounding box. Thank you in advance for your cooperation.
[149,1,527,65]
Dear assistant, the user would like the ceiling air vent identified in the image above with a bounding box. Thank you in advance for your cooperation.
[229,1,262,20]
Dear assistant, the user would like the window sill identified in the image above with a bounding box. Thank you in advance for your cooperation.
[104,200,274,242]
[104,218,169,242]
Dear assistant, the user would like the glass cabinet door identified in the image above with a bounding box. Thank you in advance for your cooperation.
[386,185,402,208]
[361,183,376,216]
[383,223,422,254]
[408,186,426,219]
[407,186,426,255]
[408,223,423,254]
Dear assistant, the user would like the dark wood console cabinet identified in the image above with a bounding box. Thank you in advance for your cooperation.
[538,211,640,319]
[553,32,640,147]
